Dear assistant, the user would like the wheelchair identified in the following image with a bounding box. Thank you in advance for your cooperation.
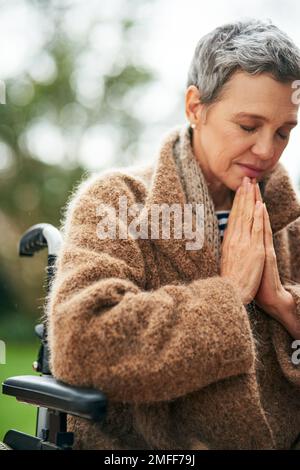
[1,224,107,450]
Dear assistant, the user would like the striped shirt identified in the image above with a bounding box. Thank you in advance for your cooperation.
[215,210,230,242]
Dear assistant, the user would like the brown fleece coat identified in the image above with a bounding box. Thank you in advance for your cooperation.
[47,125,300,450]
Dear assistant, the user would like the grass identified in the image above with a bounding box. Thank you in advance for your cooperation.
[0,341,40,441]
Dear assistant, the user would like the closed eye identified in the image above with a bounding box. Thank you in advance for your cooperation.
[240,125,256,133]
[240,125,289,140]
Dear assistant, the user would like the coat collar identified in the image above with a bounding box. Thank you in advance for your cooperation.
[137,124,300,280]
[259,162,300,234]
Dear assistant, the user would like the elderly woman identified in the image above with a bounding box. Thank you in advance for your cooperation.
[47,18,300,450]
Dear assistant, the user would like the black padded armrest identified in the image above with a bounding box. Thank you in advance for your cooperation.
[2,375,107,421]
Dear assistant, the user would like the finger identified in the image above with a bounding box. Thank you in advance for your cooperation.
[234,177,255,237]
[225,180,244,234]
[263,203,274,254]
[232,177,252,235]
[241,178,256,238]
[252,200,264,246]
[231,182,243,214]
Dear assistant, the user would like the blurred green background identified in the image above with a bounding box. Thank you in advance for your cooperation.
[0,0,160,440]
[0,343,38,440]
[0,0,157,342]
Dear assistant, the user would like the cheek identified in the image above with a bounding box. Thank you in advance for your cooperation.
[230,135,252,159]
[214,138,249,170]
[213,140,251,188]
[273,145,286,161]
[216,126,250,159]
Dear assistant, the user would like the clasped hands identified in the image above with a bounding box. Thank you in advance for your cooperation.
[220,175,294,325]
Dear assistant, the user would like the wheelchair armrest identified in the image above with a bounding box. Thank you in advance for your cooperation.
[2,375,107,421]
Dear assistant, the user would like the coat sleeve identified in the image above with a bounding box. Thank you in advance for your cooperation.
[270,217,300,386]
[47,174,256,404]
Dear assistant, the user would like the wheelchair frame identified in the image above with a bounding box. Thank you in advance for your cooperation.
[1,224,107,450]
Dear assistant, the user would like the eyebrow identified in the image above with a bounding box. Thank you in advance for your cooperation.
[233,112,298,126]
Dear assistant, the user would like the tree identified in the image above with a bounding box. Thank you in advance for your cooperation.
[0,0,156,340]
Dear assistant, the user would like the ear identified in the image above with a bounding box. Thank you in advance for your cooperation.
[185,85,203,124]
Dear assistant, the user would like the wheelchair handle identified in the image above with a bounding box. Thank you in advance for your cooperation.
[18,223,63,375]
[19,223,62,257]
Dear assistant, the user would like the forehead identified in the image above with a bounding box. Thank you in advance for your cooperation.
[219,70,299,119]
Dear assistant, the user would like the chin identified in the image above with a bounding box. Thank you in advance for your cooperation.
[224,178,239,192]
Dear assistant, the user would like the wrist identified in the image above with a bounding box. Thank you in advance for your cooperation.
[263,289,300,338]
[257,288,287,314]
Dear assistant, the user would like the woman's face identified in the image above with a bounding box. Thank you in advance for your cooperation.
[187,71,299,191]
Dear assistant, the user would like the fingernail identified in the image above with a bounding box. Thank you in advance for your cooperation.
[243,176,249,186]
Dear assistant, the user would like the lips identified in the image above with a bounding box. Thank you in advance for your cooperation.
[237,163,264,178]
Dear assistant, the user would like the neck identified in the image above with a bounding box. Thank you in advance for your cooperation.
[208,183,234,211]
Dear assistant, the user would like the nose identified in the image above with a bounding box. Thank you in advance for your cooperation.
[251,132,276,160]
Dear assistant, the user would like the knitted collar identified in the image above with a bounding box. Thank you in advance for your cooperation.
[172,125,223,269]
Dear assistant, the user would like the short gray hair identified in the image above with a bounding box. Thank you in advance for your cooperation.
[187,18,300,104]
